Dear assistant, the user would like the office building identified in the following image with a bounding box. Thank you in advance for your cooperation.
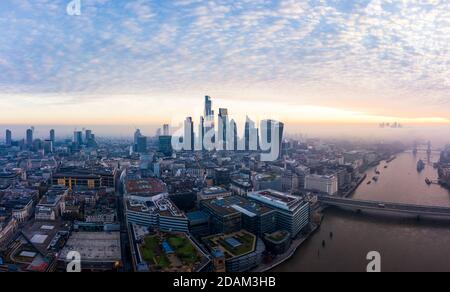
[305,174,338,196]
[247,190,310,238]
[159,135,173,156]
[197,187,232,202]
[218,108,228,150]
[5,129,12,146]
[254,173,283,192]
[50,129,55,143]
[202,230,265,272]
[43,139,53,154]
[26,128,33,147]
[163,124,170,136]
[184,117,194,151]
[260,119,284,159]
[74,131,83,147]
[125,194,189,232]
[200,196,277,236]
[136,136,147,153]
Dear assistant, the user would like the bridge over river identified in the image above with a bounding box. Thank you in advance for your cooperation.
[318,196,450,218]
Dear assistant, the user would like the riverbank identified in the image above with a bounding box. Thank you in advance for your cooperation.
[251,222,320,272]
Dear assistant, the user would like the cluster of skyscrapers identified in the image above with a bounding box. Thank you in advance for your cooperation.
[157,96,285,160]
[4,128,96,153]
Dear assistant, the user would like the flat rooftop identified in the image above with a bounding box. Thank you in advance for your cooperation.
[202,186,229,194]
[125,178,166,196]
[202,196,274,217]
[248,189,306,211]
[59,232,121,263]
[203,230,256,259]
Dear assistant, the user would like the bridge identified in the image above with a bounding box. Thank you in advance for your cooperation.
[318,196,450,218]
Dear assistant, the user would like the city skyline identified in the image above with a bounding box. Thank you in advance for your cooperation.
[1,1,450,125]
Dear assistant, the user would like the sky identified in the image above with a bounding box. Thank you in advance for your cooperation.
[1,0,450,129]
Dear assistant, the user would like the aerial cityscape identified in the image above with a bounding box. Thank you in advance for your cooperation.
[1,0,450,276]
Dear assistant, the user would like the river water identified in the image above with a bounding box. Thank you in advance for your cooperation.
[274,151,450,272]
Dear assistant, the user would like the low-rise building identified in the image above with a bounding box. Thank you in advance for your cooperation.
[197,187,232,202]
[305,174,338,196]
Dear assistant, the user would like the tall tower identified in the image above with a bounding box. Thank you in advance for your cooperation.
[204,96,212,118]
[5,129,12,146]
[26,128,33,147]
[50,129,55,143]
[184,117,194,151]
[218,108,228,150]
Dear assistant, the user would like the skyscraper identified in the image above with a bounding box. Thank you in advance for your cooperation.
[184,117,194,151]
[26,128,33,147]
[245,116,257,151]
[163,124,170,136]
[159,135,173,156]
[50,129,55,143]
[204,96,212,117]
[261,119,284,159]
[136,136,148,153]
[218,108,228,150]
[43,139,53,154]
[134,129,142,152]
[74,131,83,147]
[5,129,12,146]
[85,129,92,144]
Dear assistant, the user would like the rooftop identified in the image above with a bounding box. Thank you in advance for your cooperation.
[125,178,166,196]
[202,230,256,259]
[59,232,121,263]
[202,196,274,217]
[248,189,306,211]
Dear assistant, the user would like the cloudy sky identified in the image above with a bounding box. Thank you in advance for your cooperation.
[1,0,450,127]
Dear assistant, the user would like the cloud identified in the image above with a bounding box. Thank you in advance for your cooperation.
[0,0,449,121]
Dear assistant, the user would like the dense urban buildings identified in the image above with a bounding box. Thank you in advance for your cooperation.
[0,95,448,273]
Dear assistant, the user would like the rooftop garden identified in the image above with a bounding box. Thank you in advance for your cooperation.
[140,233,201,271]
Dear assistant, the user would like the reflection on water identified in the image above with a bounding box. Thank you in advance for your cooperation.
[274,151,450,272]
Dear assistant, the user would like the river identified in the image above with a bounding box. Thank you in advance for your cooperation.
[273,151,450,272]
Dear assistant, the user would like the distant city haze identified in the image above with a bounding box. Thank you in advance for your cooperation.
[2,124,450,148]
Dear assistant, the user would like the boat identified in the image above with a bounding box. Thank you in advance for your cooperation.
[386,156,397,163]
[425,178,432,185]
[367,181,372,185]
[417,160,425,172]
[372,176,379,182]
[384,165,388,169]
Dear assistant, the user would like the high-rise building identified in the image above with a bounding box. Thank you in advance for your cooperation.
[43,139,53,154]
[218,108,228,150]
[136,136,148,153]
[85,130,92,144]
[247,190,310,238]
[204,96,215,144]
[245,117,257,151]
[163,124,170,136]
[261,120,284,159]
[74,131,83,147]
[5,129,12,146]
[50,129,55,143]
[26,128,33,147]
[159,135,173,156]
[204,96,213,117]
[184,117,194,151]
[133,129,142,152]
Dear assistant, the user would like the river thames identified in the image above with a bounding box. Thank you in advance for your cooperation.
[274,150,450,272]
